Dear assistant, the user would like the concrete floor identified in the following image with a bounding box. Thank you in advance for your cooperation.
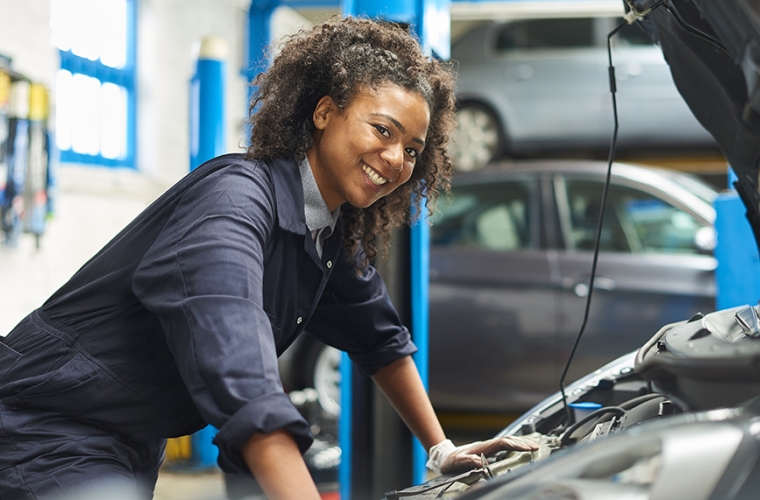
[154,470,227,500]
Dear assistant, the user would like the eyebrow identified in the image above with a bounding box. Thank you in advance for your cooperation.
[371,112,426,147]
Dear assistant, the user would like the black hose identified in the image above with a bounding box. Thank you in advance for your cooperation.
[559,406,627,446]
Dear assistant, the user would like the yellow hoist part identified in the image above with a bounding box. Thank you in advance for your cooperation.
[165,435,193,462]
[28,83,48,121]
[0,72,10,109]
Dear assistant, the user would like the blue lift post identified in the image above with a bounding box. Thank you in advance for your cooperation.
[188,35,228,467]
[244,0,277,116]
[190,36,228,171]
[714,168,760,309]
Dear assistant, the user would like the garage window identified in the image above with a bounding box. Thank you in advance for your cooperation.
[51,0,136,168]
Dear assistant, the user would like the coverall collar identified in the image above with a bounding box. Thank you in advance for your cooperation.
[269,156,309,235]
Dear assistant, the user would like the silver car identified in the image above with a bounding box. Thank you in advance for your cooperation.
[450,17,716,171]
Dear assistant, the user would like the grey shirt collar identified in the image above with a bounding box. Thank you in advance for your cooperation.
[299,157,340,257]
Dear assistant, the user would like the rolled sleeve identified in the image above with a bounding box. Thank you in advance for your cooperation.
[132,164,312,474]
[214,392,312,472]
[309,252,418,377]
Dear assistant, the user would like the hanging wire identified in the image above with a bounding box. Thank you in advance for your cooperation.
[557,2,665,425]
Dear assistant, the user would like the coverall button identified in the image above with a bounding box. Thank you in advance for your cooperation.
[297,316,303,324]
[326,261,332,268]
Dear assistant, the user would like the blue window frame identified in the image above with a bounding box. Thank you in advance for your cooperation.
[51,0,136,168]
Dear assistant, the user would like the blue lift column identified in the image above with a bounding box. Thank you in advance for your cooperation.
[188,35,229,467]
[243,0,277,111]
[190,36,228,171]
[714,168,760,308]
[339,0,451,498]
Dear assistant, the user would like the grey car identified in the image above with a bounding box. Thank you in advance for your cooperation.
[450,16,716,171]
[281,160,718,416]
[428,160,716,413]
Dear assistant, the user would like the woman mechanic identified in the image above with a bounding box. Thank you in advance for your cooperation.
[0,18,536,500]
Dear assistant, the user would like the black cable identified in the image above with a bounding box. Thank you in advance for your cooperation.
[558,17,630,427]
[662,2,728,54]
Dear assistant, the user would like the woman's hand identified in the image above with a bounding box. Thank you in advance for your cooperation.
[428,436,539,475]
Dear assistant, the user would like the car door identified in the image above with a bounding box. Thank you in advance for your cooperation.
[553,173,716,384]
[428,173,560,412]
[486,17,610,142]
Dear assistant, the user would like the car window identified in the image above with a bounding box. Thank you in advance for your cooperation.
[495,18,595,52]
[431,181,535,251]
[563,180,705,254]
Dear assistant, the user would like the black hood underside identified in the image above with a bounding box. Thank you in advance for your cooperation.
[637,0,760,247]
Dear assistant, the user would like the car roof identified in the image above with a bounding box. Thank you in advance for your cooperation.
[454,159,706,185]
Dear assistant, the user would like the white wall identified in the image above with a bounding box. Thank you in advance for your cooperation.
[0,0,263,186]
[136,0,252,186]
[0,0,58,87]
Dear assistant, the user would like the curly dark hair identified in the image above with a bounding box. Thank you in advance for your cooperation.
[246,17,457,266]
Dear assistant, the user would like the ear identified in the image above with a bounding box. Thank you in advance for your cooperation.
[312,95,338,131]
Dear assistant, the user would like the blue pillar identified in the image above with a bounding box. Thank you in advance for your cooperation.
[714,168,760,309]
[339,0,450,497]
[338,351,353,494]
[188,35,228,468]
[245,0,276,84]
[410,215,430,485]
[190,36,228,171]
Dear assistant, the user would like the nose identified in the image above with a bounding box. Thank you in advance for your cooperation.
[381,142,404,174]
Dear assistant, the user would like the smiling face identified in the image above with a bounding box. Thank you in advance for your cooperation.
[306,84,431,212]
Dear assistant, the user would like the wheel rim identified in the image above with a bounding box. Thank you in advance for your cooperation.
[313,346,342,417]
[450,106,501,172]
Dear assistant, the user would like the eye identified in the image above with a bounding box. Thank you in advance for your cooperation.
[374,124,391,137]
[405,147,420,158]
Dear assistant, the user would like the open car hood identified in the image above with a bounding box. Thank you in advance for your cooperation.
[639,0,760,245]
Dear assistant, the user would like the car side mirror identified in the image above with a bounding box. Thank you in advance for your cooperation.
[694,226,716,255]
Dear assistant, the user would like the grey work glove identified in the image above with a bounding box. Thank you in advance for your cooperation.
[426,436,538,475]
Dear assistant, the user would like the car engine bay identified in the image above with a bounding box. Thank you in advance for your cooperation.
[384,305,760,499]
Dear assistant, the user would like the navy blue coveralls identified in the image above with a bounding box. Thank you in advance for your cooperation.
[0,154,416,499]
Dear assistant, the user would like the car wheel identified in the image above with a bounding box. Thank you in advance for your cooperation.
[304,343,342,417]
[450,103,503,172]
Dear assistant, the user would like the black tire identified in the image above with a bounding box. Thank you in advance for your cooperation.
[302,341,342,417]
[450,102,504,172]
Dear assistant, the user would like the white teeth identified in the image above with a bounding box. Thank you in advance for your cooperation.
[361,163,388,186]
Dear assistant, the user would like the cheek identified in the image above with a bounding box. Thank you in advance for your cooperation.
[395,164,415,188]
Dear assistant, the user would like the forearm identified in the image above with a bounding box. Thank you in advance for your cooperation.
[371,355,446,451]
[242,429,321,500]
